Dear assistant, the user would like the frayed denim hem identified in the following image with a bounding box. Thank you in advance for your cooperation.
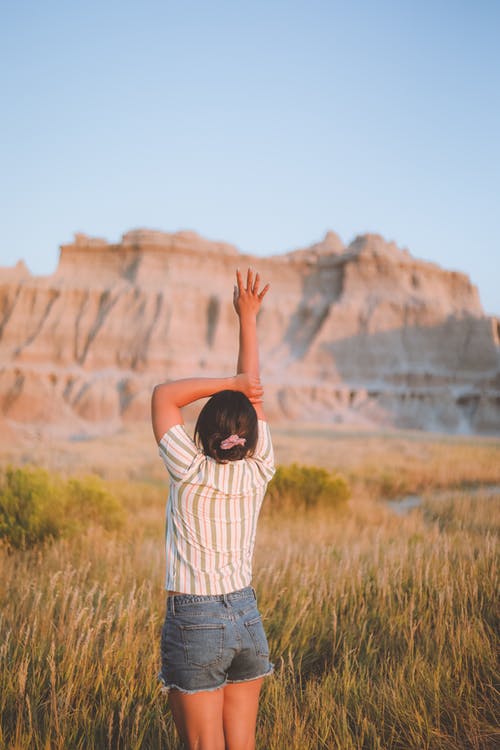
[158,663,274,695]
[158,673,227,695]
[226,663,274,685]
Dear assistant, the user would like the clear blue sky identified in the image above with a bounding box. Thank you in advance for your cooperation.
[1,0,498,314]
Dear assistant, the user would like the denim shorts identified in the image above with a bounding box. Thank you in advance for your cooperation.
[159,586,274,694]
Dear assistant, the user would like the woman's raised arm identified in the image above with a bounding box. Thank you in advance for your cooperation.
[233,268,270,420]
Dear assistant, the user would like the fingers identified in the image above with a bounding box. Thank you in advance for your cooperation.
[249,394,264,404]
[236,269,244,295]
[247,374,263,392]
[237,267,269,297]
[248,383,264,404]
[235,373,264,404]
[253,272,260,295]
[258,283,270,300]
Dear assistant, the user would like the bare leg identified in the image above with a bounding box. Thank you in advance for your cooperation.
[168,688,225,750]
[223,678,263,750]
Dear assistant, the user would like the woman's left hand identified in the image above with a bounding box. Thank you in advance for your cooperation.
[234,373,264,404]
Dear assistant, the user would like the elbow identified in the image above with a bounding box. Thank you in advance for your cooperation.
[152,382,177,410]
[151,384,166,413]
[151,384,160,406]
[152,382,170,399]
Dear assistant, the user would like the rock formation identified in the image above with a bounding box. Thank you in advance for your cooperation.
[1,228,499,436]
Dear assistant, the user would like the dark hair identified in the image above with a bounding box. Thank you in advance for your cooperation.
[194,390,258,463]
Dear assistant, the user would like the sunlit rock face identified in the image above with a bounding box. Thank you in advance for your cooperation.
[1,228,499,436]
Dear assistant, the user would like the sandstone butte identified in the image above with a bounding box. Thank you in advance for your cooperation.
[0,228,499,439]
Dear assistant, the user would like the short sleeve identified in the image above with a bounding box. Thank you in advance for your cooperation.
[250,420,275,482]
[158,424,203,481]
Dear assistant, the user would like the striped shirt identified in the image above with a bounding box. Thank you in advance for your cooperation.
[159,420,275,595]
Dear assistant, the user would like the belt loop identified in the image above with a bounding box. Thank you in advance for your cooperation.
[171,595,176,617]
[223,593,228,608]
[251,586,257,601]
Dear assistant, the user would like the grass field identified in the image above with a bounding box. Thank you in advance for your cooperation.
[1,427,499,749]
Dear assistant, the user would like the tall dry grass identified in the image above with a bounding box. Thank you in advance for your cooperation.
[254,492,498,748]
[5,422,500,493]
[0,445,499,748]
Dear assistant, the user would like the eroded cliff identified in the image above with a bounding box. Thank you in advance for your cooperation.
[1,228,499,436]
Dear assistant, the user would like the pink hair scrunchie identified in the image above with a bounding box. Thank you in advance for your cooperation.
[220,434,246,450]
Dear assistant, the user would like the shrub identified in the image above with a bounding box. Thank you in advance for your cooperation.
[64,476,126,532]
[0,466,64,548]
[0,466,125,549]
[266,463,350,512]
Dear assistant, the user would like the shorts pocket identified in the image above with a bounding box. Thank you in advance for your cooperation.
[245,616,269,657]
[180,624,225,668]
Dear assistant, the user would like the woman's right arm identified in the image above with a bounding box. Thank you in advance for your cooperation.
[233,268,270,420]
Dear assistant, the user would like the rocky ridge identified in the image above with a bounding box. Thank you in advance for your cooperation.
[1,228,499,437]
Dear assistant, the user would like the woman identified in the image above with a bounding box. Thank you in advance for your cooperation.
[151,268,274,750]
